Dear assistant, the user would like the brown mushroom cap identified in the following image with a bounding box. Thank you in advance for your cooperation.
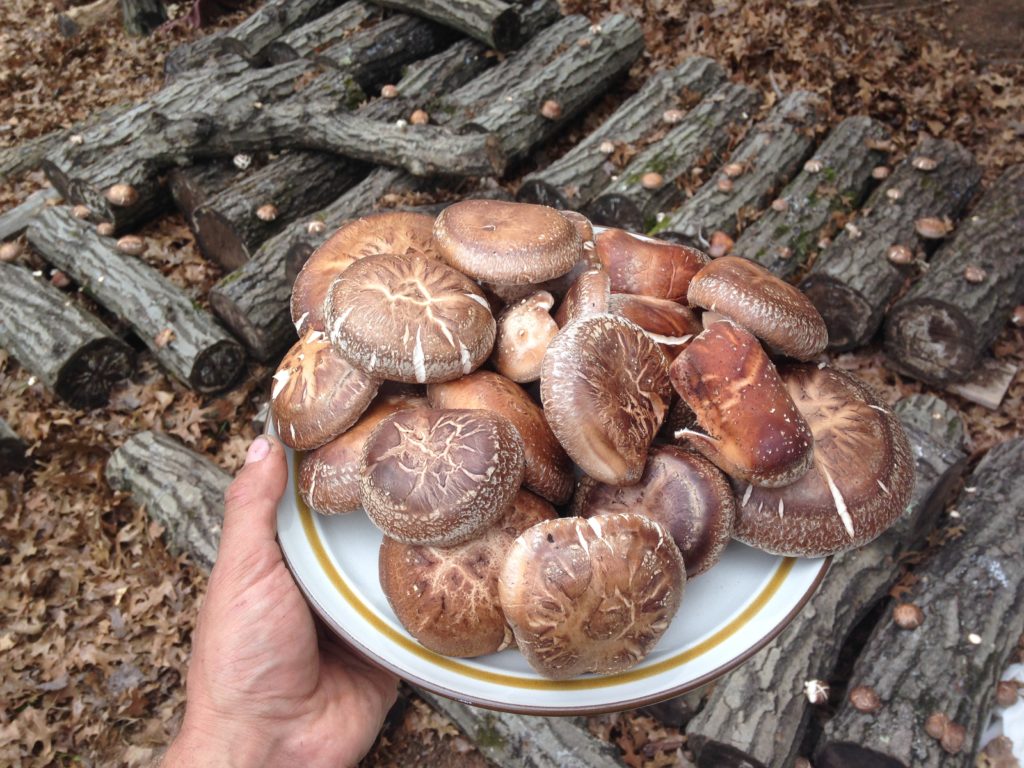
[669,321,814,487]
[606,293,702,349]
[498,513,685,679]
[733,363,914,557]
[298,392,426,514]
[427,370,574,505]
[594,228,709,302]
[290,212,435,335]
[379,489,556,658]
[433,200,583,285]
[325,253,496,384]
[686,256,828,360]
[359,407,525,546]
[540,313,671,486]
[270,329,379,450]
[492,291,559,383]
[553,267,611,328]
[575,445,736,578]
[559,209,595,249]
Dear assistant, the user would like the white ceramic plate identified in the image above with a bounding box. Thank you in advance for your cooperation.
[275,431,830,715]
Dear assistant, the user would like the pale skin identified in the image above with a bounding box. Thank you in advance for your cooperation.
[162,436,398,768]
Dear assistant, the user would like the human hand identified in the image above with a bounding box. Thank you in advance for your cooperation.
[162,435,399,768]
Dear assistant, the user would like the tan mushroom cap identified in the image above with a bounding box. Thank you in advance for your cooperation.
[734,363,914,557]
[669,321,814,487]
[428,370,574,505]
[298,392,426,514]
[326,253,496,384]
[270,329,379,450]
[498,513,685,679]
[433,199,583,285]
[553,267,610,328]
[686,256,828,360]
[492,291,559,383]
[290,212,435,335]
[359,407,525,546]
[575,445,736,578]
[594,228,709,302]
[541,314,671,486]
[379,489,556,658]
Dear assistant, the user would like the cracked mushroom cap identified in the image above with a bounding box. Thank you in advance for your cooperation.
[326,253,496,384]
[428,370,574,505]
[359,407,525,546]
[379,489,556,658]
[594,228,709,302]
[541,313,672,486]
[492,291,560,383]
[686,256,828,360]
[733,363,914,557]
[574,445,736,578]
[669,321,814,487]
[290,212,435,335]
[270,329,379,450]
[298,392,426,515]
[553,267,611,327]
[433,199,583,285]
[498,513,685,679]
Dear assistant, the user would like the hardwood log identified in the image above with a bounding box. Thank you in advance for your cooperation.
[816,436,1024,767]
[415,688,626,768]
[27,207,245,393]
[208,167,414,361]
[105,431,231,571]
[0,418,28,474]
[585,82,763,232]
[120,0,166,36]
[462,13,643,164]
[800,137,980,351]
[0,188,61,240]
[731,116,890,280]
[265,1,377,64]
[883,164,1024,386]
[516,57,727,211]
[0,262,134,408]
[370,0,521,51]
[168,162,248,230]
[653,90,824,243]
[515,0,561,33]
[684,393,968,768]
[192,151,365,270]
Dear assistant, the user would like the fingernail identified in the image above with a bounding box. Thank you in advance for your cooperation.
[245,436,271,465]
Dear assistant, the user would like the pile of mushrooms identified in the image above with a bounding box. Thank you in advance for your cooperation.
[270,199,914,680]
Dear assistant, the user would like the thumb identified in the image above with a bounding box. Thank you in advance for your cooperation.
[219,435,288,558]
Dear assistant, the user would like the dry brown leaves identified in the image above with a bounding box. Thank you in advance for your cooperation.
[589,711,693,767]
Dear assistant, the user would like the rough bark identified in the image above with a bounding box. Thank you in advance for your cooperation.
[685,394,968,768]
[654,90,824,243]
[27,207,245,393]
[731,115,890,281]
[800,137,981,351]
[516,57,727,211]
[208,167,413,361]
[816,436,1024,768]
[883,164,1024,386]
[415,688,626,768]
[0,188,61,240]
[265,1,377,64]
[120,0,166,36]
[0,418,28,475]
[168,162,248,230]
[515,0,561,33]
[0,262,134,408]
[585,82,763,232]
[463,13,643,163]
[192,152,365,270]
[371,0,522,51]
[105,431,231,572]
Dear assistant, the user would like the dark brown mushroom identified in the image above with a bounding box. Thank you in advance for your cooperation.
[270,329,379,450]
[492,291,559,383]
[290,211,435,335]
[686,256,828,360]
[540,314,671,485]
[378,489,556,658]
[325,253,495,384]
[593,227,708,302]
[553,267,611,328]
[359,407,525,546]
[669,321,814,487]
[428,370,574,505]
[606,293,702,353]
[575,445,735,578]
[733,363,914,557]
[498,513,685,679]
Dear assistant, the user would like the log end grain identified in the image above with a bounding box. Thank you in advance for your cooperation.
[514,179,570,210]
[815,742,907,768]
[57,337,136,408]
[491,6,523,52]
[883,297,975,386]
[584,193,643,231]
[800,273,877,351]
[193,208,251,271]
[190,338,246,393]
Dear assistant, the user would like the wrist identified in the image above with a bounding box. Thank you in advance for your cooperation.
[162,710,278,768]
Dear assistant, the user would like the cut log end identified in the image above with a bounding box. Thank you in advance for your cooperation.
[884,298,975,385]
[491,6,522,52]
[585,193,643,231]
[57,337,135,408]
[285,243,315,285]
[194,209,249,272]
[514,179,570,210]
[800,274,876,351]
[815,742,907,768]
[694,740,770,768]
[190,340,246,393]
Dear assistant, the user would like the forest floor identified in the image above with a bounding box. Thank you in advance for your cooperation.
[1,0,1022,766]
